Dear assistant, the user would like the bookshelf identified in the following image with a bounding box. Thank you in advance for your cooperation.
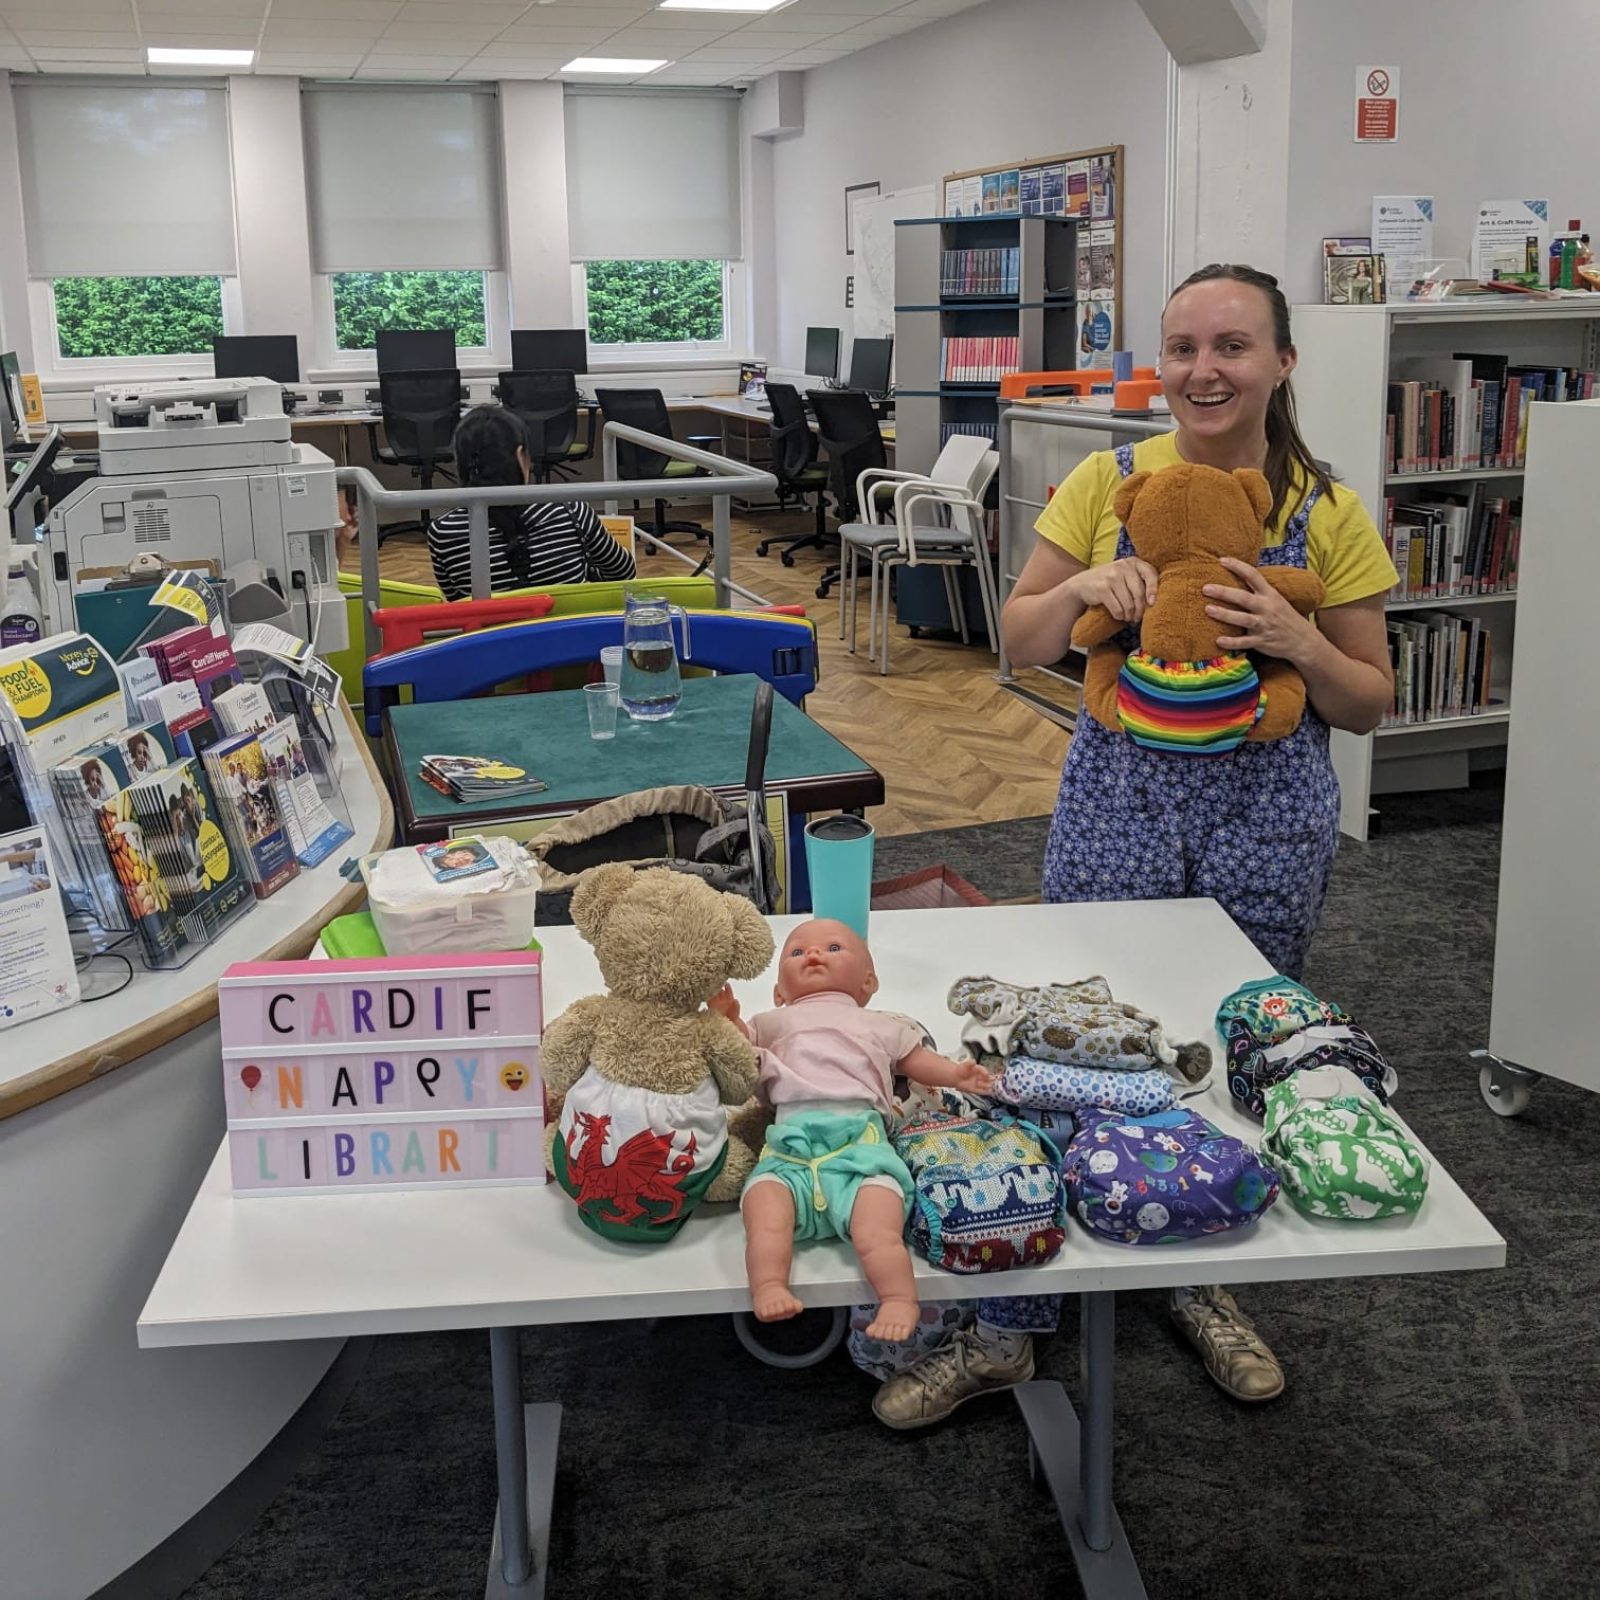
[1486,396,1600,1106]
[1291,300,1600,840]
[892,214,1080,473]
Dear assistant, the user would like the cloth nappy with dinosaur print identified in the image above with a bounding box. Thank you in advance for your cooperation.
[947,974,1212,1083]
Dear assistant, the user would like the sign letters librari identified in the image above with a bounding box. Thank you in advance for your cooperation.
[219,952,545,1195]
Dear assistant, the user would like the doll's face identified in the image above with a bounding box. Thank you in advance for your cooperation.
[774,919,878,1006]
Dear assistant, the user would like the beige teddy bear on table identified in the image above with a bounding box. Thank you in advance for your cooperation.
[542,864,775,1243]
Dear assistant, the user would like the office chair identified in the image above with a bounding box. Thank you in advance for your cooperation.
[807,388,887,602]
[365,368,461,544]
[755,383,832,567]
[594,387,711,553]
[498,369,585,483]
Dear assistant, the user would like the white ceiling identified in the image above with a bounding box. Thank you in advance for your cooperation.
[0,0,990,86]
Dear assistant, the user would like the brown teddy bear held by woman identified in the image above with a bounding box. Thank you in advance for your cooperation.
[1072,462,1325,749]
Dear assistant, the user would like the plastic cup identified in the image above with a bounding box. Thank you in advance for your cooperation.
[584,681,620,740]
[1111,350,1134,384]
[804,814,875,939]
[600,645,623,687]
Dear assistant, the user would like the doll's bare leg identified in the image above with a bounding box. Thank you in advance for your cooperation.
[743,1180,804,1322]
[852,1184,919,1342]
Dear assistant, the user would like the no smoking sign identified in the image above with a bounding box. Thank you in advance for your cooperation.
[1355,63,1399,142]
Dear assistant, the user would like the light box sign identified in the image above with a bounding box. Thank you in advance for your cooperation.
[219,952,544,1196]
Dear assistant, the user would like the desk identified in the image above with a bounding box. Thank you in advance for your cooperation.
[1,703,393,1600]
[383,671,882,855]
[139,901,1503,1600]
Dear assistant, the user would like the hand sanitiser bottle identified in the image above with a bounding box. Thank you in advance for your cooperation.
[1,565,42,649]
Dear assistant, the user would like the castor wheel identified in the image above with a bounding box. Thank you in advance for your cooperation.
[731,1307,848,1369]
[780,550,796,567]
[1477,1058,1534,1118]
[910,626,926,639]
[755,541,772,557]
[1480,1063,1531,1118]
[815,583,830,600]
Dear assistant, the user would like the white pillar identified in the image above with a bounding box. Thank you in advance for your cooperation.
[499,81,573,327]
[1168,0,1295,288]
[227,75,317,351]
[0,73,36,369]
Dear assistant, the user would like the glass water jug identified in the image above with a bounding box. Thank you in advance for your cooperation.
[620,591,692,721]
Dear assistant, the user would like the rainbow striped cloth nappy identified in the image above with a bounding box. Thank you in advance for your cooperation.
[1115,650,1264,755]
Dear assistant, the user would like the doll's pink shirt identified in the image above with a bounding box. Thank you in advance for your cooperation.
[748,991,924,1115]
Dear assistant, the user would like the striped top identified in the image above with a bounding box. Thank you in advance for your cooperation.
[427,500,635,601]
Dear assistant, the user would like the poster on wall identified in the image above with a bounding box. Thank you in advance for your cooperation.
[844,181,880,255]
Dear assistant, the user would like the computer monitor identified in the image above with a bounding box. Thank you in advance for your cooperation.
[804,326,840,383]
[511,329,588,376]
[847,336,893,396]
[375,329,457,375]
[212,334,301,385]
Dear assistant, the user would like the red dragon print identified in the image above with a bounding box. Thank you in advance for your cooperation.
[564,1111,699,1227]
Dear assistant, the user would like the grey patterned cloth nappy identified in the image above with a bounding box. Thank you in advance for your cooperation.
[947,974,1212,1082]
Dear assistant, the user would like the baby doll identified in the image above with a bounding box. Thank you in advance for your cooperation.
[711,918,995,1342]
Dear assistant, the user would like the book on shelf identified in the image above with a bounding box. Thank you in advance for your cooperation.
[940,421,998,447]
[1382,485,1521,600]
[939,247,1020,297]
[1383,613,1501,726]
[1385,356,1595,475]
[939,334,1020,383]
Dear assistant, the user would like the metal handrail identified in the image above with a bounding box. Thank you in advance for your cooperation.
[995,402,1170,683]
[341,422,777,659]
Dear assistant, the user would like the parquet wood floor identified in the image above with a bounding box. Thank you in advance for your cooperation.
[359,503,1069,838]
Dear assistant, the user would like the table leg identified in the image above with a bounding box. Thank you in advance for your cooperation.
[1013,1292,1147,1600]
[485,1327,561,1600]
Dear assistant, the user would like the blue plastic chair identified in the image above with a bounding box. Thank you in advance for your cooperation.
[362,610,820,736]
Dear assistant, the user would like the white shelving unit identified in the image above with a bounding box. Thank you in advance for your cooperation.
[1483,396,1600,1111]
[1292,300,1600,839]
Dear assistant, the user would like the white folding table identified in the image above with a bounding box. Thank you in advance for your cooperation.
[138,901,1505,1600]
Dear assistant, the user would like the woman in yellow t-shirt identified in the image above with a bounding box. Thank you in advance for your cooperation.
[874,267,1396,1431]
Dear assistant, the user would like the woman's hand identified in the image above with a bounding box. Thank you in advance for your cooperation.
[1070,557,1160,624]
[1204,558,1319,662]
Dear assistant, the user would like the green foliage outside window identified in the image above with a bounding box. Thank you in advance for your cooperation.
[331,271,488,351]
[53,276,224,359]
[585,260,724,345]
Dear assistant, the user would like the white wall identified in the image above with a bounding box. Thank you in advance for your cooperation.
[1282,0,1600,305]
[764,0,1174,370]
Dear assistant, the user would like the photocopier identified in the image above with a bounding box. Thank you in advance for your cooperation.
[42,377,347,651]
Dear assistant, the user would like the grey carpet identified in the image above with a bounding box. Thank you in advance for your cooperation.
[180,782,1600,1600]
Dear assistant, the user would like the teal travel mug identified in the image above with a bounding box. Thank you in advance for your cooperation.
[804,814,875,938]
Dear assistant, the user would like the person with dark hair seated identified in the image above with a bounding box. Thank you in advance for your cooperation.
[427,405,634,601]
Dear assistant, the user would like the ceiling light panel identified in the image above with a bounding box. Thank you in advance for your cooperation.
[560,55,670,72]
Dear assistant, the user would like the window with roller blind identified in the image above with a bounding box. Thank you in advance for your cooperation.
[302,84,506,361]
[13,80,239,368]
[565,89,743,355]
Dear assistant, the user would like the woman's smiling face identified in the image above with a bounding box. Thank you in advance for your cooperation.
[1159,278,1295,455]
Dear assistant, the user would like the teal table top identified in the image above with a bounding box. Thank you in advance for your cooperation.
[385,674,881,841]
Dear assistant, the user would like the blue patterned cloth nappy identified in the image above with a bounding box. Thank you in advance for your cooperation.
[994,1053,1178,1117]
[1062,1107,1279,1246]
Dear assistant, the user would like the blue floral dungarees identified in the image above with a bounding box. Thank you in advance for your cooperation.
[980,443,1342,1336]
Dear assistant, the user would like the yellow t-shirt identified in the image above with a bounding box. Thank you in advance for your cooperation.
[1034,432,1398,609]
